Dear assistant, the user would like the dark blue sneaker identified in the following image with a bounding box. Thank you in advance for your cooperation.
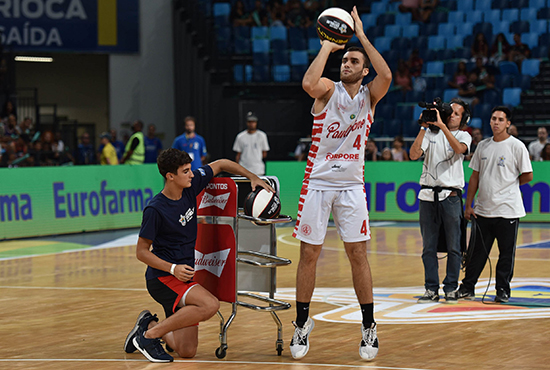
[133,327,174,363]
[124,310,158,353]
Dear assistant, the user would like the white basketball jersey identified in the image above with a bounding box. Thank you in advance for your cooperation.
[304,81,373,190]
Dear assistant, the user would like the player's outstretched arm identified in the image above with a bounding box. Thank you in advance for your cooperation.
[351,6,391,107]
[302,41,342,99]
[208,159,274,193]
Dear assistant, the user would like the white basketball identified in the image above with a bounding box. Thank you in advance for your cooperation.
[243,188,281,219]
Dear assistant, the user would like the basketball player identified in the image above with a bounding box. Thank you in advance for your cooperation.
[124,148,273,363]
[291,6,391,361]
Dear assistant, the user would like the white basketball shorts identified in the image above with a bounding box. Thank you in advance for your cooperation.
[293,188,371,245]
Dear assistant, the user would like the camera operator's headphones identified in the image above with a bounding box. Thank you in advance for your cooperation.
[451,98,471,127]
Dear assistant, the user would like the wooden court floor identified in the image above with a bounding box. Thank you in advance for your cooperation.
[1,223,550,370]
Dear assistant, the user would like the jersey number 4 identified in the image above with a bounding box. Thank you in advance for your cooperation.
[353,135,361,150]
[360,220,368,235]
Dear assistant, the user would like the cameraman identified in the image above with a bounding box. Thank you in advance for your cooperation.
[410,98,472,304]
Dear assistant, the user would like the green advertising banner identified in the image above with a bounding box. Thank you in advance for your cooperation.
[2,162,549,240]
[266,161,550,223]
[0,165,164,239]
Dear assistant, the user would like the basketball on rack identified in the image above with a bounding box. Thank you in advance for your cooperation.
[316,7,355,45]
[244,188,281,219]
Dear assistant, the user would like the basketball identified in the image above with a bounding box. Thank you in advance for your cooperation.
[316,7,355,45]
[243,188,281,219]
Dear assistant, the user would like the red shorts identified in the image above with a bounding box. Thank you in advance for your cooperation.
[147,275,199,322]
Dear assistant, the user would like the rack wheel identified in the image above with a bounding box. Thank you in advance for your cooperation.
[215,347,227,359]
[276,343,283,356]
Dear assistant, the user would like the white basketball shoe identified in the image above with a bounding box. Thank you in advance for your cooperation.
[359,323,379,361]
[290,317,315,359]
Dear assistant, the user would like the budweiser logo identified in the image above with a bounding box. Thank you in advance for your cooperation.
[326,119,366,139]
[199,192,230,210]
[195,249,230,277]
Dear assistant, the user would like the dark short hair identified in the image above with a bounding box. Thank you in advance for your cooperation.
[184,116,196,123]
[157,148,192,178]
[491,106,512,120]
[345,46,370,68]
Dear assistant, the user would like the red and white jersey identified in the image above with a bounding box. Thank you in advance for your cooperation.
[304,81,373,190]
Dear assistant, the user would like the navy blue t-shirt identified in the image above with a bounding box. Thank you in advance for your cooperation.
[139,165,214,280]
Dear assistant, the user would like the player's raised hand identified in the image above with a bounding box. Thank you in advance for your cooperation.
[321,39,345,53]
[351,6,365,38]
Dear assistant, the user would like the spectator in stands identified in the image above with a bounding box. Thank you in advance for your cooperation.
[99,132,119,165]
[1,99,16,122]
[458,71,482,108]
[144,124,163,164]
[541,143,550,161]
[52,131,69,164]
[408,49,423,78]
[465,127,483,161]
[418,0,439,23]
[528,126,548,161]
[380,147,394,161]
[365,138,380,161]
[509,33,531,69]
[40,130,58,166]
[230,0,252,27]
[447,60,468,89]
[286,0,307,27]
[397,0,422,22]
[394,59,413,92]
[110,128,125,160]
[3,114,18,138]
[232,111,270,175]
[251,0,269,27]
[303,0,321,27]
[76,132,96,165]
[172,116,208,170]
[489,33,510,66]
[17,117,33,136]
[471,57,495,89]
[391,136,409,161]
[269,0,286,26]
[121,120,145,165]
[13,133,30,165]
[508,124,519,139]
[293,135,311,161]
[470,32,489,64]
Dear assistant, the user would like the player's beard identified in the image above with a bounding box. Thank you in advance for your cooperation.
[340,69,364,84]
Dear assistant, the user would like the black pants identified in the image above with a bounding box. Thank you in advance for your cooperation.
[462,216,519,295]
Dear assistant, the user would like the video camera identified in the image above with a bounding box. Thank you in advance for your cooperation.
[418,97,453,133]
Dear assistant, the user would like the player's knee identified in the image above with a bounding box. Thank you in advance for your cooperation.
[176,343,198,358]
[203,296,220,319]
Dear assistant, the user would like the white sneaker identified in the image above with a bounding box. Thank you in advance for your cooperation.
[290,317,314,359]
[359,323,379,361]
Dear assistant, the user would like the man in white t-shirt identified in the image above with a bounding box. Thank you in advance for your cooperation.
[232,112,270,175]
[458,106,533,303]
[409,98,472,305]
[290,6,392,362]
[527,126,548,161]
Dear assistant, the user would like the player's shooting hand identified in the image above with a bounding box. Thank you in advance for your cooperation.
[175,264,195,282]
[351,6,364,38]
[251,177,275,194]
[321,39,345,53]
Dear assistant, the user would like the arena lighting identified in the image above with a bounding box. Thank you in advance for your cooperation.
[14,56,54,63]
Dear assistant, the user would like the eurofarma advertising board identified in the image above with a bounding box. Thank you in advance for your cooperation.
[1,162,549,239]
[0,164,163,239]
[267,161,550,223]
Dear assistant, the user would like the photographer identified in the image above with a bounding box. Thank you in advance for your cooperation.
[410,98,472,304]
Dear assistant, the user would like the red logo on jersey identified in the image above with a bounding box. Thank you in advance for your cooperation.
[326,152,360,161]
[301,224,312,236]
[326,119,366,139]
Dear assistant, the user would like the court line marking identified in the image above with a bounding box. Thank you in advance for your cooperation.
[0,358,434,370]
